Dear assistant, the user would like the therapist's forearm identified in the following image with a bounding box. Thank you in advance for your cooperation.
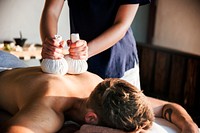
[88,22,128,58]
[40,12,58,43]
[88,4,139,58]
[162,103,198,132]
[40,0,64,43]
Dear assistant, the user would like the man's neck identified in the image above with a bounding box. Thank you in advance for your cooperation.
[64,98,88,125]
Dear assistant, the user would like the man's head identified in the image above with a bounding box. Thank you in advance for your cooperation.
[86,78,154,132]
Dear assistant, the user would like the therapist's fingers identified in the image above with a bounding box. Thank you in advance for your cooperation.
[69,47,88,60]
[68,40,88,60]
[59,40,66,48]
[69,40,87,48]
[41,38,64,59]
[41,46,64,59]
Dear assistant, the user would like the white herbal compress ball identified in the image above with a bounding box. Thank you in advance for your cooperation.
[41,58,68,75]
[66,33,88,74]
[41,35,68,75]
[65,55,88,74]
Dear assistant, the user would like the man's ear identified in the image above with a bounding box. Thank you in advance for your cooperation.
[85,111,98,124]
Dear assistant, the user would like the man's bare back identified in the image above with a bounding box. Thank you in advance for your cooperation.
[0,67,103,132]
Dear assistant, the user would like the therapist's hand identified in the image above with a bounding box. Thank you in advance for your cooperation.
[67,39,88,60]
[41,37,65,59]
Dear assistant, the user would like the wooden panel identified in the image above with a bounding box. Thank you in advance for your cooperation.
[184,59,199,108]
[153,51,171,99]
[137,46,156,95]
[169,55,186,104]
[193,61,200,126]
[137,43,200,126]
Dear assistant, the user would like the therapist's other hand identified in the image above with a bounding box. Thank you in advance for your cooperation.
[67,39,88,60]
[42,37,65,59]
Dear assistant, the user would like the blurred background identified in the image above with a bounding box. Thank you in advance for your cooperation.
[0,0,199,55]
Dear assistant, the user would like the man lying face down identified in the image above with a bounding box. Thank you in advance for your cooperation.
[0,50,198,133]
[0,70,153,132]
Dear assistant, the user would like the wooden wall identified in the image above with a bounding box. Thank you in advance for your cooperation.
[137,43,200,126]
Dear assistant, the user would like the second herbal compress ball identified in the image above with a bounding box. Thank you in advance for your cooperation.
[66,33,88,74]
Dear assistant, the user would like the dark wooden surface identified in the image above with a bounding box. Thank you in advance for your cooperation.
[137,43,200,126]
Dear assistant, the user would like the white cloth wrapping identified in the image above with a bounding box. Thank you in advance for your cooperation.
[71,33,80,43]
[65,55,88,74]
[41,58,68,75]
[148,118,180,133]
